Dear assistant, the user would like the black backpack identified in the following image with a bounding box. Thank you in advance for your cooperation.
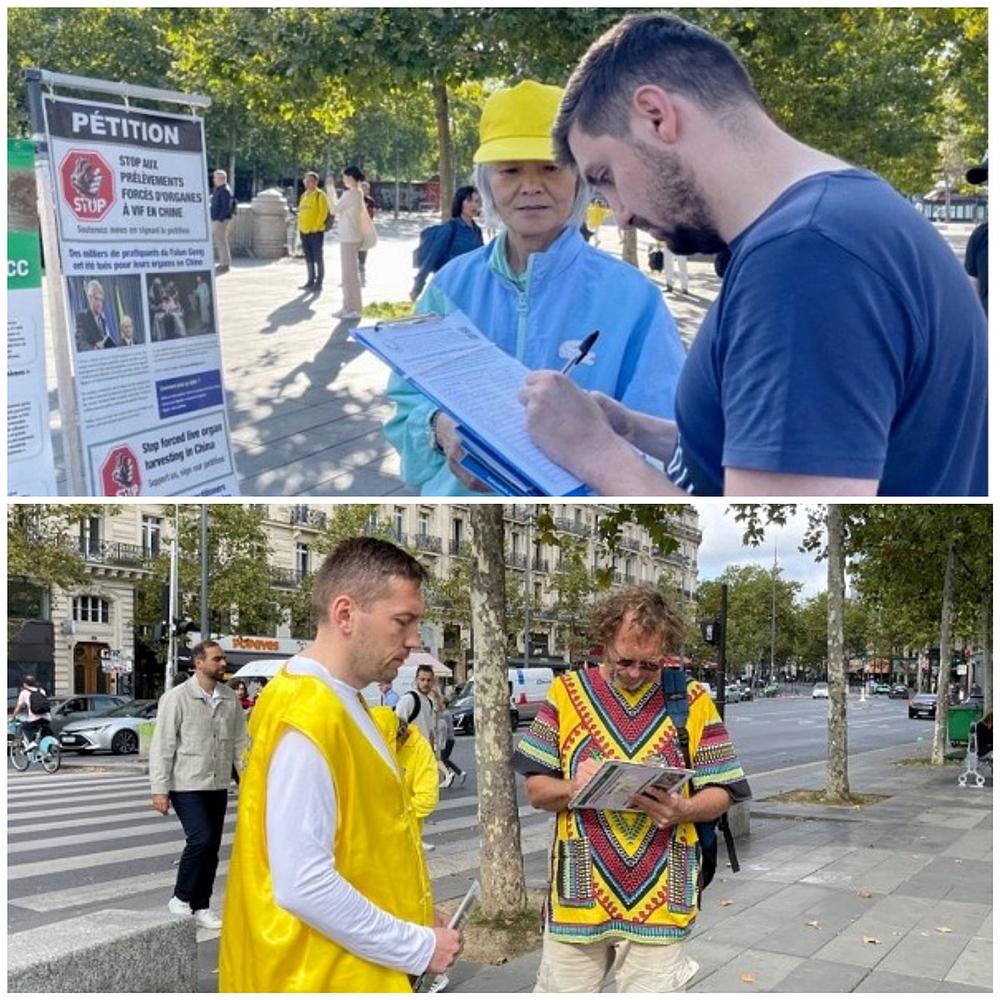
[28,689,51,714]
[401,690,424,724]
[412,220,457,269]
[660,668,739,892]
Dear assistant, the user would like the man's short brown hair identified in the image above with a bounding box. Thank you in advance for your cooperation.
[311,536,428,624]
[588,584,686,652]
[191,640,223,664]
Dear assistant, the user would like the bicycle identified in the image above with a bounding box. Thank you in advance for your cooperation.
[8,719,62,773]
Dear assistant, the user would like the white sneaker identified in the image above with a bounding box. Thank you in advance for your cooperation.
[443,771,455,789]
[193,908,223,930]
[167,896,191,916]
[422,840,436,852]
[429,973,450,993]
[334,309,361,321]
[458,771,467,786]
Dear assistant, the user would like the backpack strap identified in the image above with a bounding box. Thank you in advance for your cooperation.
[660,668,692,769]
[403,691,422,724]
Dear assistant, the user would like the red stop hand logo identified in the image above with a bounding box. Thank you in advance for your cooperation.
[100,445,142,496]
[59,149,115,222]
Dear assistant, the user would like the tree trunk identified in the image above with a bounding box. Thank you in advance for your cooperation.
[981,590,992,714]
[825,504,850,800]
[931,537,956,766]
[621,227,638,266]
[431,78,453,223]
[469,506,527,918]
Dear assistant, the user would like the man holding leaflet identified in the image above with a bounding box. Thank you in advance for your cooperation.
[519,13,987,497]
[513,586,750,992]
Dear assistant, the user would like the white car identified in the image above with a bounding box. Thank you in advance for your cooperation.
[812,683,830,699]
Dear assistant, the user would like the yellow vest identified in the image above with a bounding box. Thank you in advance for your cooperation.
[298,188,329,234]
[371,707,440,826]
[218,669,433,992]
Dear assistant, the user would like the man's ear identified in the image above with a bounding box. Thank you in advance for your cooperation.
[631,85,680,144]
[330,594,356,636]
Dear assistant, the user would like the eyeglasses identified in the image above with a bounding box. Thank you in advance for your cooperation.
[607,650,662,674]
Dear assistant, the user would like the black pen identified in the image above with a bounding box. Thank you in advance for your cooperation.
[560,329,601,376]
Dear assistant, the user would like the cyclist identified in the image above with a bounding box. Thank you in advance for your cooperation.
[9,675,54,750]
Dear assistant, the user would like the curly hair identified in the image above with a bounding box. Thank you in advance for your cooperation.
[588,584,685,652]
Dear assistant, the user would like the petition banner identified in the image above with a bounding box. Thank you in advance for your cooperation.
[8,137,58,496]
[42,94,238,496]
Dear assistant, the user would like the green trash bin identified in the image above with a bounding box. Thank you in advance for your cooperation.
[138,720,156,758]
[947,705,982,747]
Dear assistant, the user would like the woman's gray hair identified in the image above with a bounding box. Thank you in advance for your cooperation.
[473,162,590,234]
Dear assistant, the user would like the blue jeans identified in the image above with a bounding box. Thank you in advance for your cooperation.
[169,789,228,910]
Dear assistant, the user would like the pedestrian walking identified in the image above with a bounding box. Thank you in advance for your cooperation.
[210,169,236,274]
[410,185,485,300]
[377,679,399,708]
[149,641,248,930]
[331,165,367,321]
[520,12,987,497]
[432,685,465,788]
[396,663,437,748]
[513,586,750,992]
[664,247,689,294]
[218,537,462,992]
[297,170,330,293]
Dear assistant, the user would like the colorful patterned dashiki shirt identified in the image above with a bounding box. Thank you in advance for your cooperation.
[513,666,748,944]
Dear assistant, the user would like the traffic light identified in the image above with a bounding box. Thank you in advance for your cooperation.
[173,617,195,637]
[701,618,721,645]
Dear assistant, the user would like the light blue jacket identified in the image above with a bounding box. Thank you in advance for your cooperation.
[384,224,686,496]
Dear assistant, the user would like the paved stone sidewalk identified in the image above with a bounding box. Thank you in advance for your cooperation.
[450,745,992,993]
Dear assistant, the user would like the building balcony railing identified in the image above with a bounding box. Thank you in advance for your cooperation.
[79,541,152,569]
[503,504,530,523]
[531,557,549,572]
[289,507,327,530]
[507,552,528,569]
[620,538,641,552]
[271,566,308,588]
[449,539,471,557]
[388,528,407,546]
[414,533,442,553]
[552,516,589,536]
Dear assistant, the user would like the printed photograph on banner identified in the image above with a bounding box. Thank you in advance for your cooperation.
[148,270,215,341]
[68,275,146,351]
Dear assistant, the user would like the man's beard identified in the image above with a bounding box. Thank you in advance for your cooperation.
[631,141,727,256]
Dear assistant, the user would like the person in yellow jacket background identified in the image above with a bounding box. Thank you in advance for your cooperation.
[371,707,440,836]
[218,537,463,992]
[297,169,329,293]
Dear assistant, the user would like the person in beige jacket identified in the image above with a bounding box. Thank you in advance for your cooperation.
[331,164,367,321]
[149,640,249,930]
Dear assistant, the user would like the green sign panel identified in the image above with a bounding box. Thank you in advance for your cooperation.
[8,138,42,292]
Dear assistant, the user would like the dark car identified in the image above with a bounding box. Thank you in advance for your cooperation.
[448,681,518,735]
[909,692,937,719]
[889,684,910,699]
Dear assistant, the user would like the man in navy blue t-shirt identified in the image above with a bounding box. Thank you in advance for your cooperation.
[518,13,987,497]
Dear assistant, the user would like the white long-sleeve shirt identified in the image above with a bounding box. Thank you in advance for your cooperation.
[265,656,436,975]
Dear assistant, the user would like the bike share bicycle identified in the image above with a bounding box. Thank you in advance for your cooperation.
[9,719,61,773]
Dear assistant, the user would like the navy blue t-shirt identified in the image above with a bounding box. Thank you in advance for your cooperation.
[667,170,987,496]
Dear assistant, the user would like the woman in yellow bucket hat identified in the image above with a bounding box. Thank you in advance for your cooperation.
[385,79,686,496]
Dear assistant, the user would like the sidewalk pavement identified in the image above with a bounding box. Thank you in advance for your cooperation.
[45,216,977,496]
[450,744,992,993]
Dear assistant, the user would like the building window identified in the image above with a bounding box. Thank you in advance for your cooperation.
[418,510,431,537]
[73,596,110,623]
[533,581,543,604]
[141,515,162,557]
[511,532,521,555]
[296,543,310,580]
[451,518,463,551]
[392,507,405,541]
[79,516,102,558]
[8,580,50,621]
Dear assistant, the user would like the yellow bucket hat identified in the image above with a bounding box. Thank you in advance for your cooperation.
[473,80,564,164]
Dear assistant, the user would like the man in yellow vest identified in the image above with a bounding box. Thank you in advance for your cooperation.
[297,169,329,292]
[513,585,750,992]
[219,537,463,992]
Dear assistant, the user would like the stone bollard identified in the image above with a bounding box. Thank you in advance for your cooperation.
[251,188,292,260]
[8,908,197,992]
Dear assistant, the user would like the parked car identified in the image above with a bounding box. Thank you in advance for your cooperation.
[448,676,530,735]
[889,684,910,699]
[46,693,129,735]
[873,682,892,695]
[908,692,937,720]
[763,682,779,698]
[811,682,829,699]
[58,699,157,754]
[724,683,742,704]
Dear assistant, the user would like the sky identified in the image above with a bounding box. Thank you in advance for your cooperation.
[689,503,829,599]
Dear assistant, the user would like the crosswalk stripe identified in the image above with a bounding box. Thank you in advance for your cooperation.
[10,790,164,820]
[9,807,168,837]
[8,814,238,855]
[7,778,150,801]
